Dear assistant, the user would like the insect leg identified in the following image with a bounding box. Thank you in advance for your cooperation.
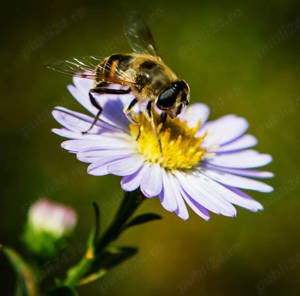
[83,86,132,134]
[91,86,131,95]
[124,98,141,139]
[146,100,162,153]
[82,92,103,134]
[160,112,167,124]
[124,98,139,124]
[96,81,109,87]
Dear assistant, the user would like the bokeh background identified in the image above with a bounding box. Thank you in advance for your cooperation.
[1,0,299,295]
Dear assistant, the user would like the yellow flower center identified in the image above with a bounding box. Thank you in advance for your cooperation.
[129,113,207,171]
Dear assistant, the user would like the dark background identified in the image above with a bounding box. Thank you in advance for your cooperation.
[1,0,299,295]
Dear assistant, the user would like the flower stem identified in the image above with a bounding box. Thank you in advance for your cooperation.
[96,190,144,251]
[61,190,144,288]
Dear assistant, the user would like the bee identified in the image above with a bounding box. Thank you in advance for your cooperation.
[49,12,190,144]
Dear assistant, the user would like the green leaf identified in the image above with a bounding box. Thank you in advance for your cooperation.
[47,286,78,296]
[125,213,162,228]
[102,246,138,268]
[79,269,106,286]
[1,245,38,296]
[86,202,101,259]
[80,246,138,286]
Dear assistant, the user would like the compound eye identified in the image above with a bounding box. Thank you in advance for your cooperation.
[157,86,178,110]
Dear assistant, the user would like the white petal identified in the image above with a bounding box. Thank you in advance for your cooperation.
[61,136,132,153]
[98,96,133,130]
[68,84,134,131]
[176,172,237,217]
[52,107,101,133]
[216,134,257,153]
[225,187,264,212]
[140,163,163,198]
[72,76,94,95]
[179,186,210,220]
[207,149,272,168]
[200,168,274,193]
[52,128,81,139]
[192,174,263,211]
[179,103,210,127]
[107,155,144,176]
[67,84,96,115]
[200,115,249,147]
[87,155,122,176]
[203,164,274,179]
[158,170,178,212]
[169,175,189,220]
[77,149,134,163]
[121,165,147,191]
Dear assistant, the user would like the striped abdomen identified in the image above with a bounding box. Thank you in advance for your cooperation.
[96,54,133,85]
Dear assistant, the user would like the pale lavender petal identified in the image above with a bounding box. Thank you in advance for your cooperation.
[203,164,274,179]
[52,128,83,139]
[179,187,210,220]
[199,115,249,147]
[206,149,272,168]
[140,163,163,198]
[61,137,132,153]
[158,170,178,212]
[87,155,125,176]
[216,134,257,153]
[52,127,124,143]
[200,168,274,193]
[52,107,102,133]
[67,84,96,115]
[87,153,141,176]
[225,186,264,212]
[176,172,237,217]
[176,172,220,214]
[72,76,94,96]
[68,82,135,131]
[121,165,147,191]
[99,97,133,130]
[77,149,134,163]
[193,174,263,211]
[62,139,99,152]
[70,78,132,113]
[107,155,144,176]
[168,175,189,220]
[179,103,210,127]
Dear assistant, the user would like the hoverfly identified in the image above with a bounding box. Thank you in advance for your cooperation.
[49,12,190,146]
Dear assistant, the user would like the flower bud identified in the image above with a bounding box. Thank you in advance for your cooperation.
[22,199,77,258]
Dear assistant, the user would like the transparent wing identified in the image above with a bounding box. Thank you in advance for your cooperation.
[123,11,158,56]
[46,56,100,79]
[46,56,136,85]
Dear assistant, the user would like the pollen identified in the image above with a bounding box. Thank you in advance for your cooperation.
[130,113,207,171]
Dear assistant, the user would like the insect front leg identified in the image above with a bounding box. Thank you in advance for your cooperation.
[82,92,103,134]
[123,98,142,140]
[83,85,132,134]
[92,85,132,95]
[160,112,167,124]
[146,100,162,153]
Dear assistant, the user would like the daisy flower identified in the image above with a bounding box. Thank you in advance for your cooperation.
[52,77,273,220]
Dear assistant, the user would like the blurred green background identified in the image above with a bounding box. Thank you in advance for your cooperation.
[1,0,299,295]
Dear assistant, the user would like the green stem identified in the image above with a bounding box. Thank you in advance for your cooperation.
[61,190,144,287]
[96,190,144,251]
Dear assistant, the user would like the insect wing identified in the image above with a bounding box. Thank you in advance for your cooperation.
[123,11,158,56]
[46,56,101,79]
[47,55,136,86]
